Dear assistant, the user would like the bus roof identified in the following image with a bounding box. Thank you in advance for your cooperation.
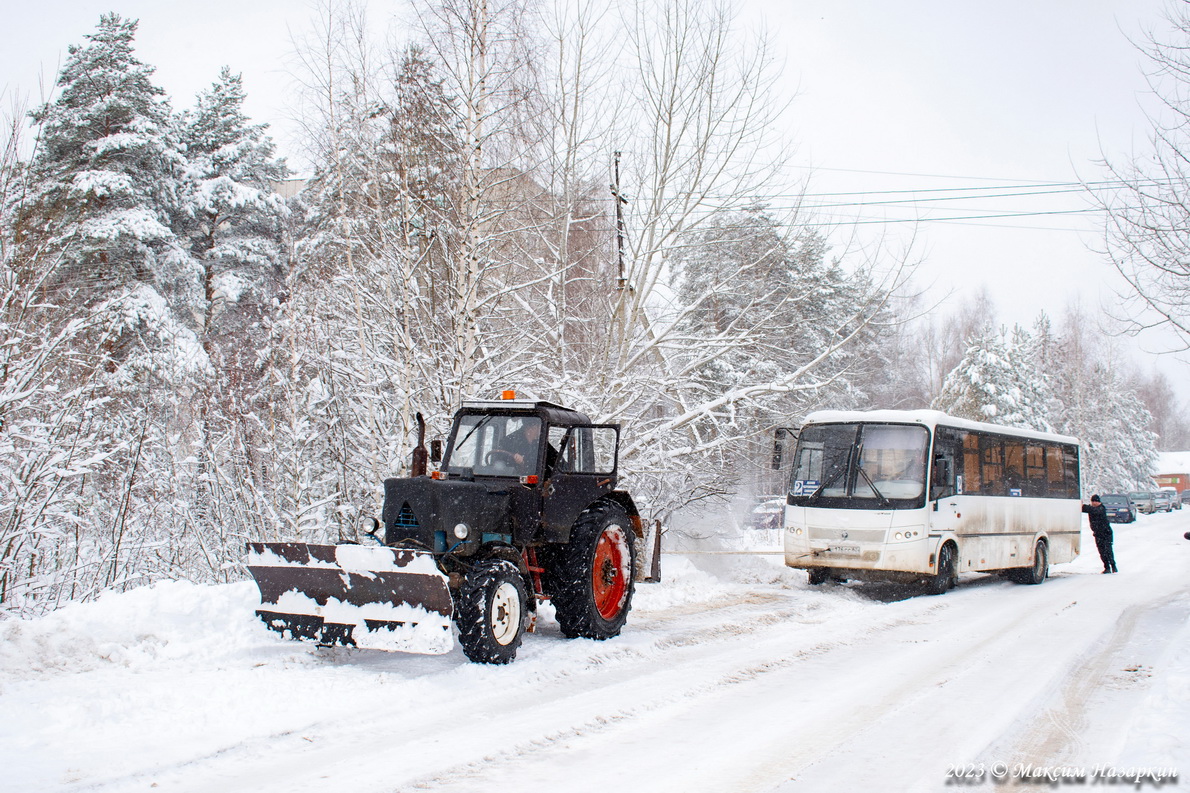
[801,409,1080,446]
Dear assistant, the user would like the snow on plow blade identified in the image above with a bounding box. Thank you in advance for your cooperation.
[246,542,454,654]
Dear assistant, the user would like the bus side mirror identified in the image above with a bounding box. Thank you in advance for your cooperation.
[771,426,799,470]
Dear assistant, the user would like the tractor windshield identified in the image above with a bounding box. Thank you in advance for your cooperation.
[445,414,543,477]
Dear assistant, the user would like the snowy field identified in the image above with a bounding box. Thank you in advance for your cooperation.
[2,514,1187,793]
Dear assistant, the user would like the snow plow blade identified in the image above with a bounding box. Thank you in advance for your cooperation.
[246,542,454,654]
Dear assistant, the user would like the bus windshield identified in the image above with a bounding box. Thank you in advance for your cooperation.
[789,422,929,509]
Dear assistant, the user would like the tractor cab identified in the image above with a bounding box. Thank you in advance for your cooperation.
[423,399,623,546]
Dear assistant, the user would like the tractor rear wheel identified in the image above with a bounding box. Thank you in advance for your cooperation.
[457,559,528,664]
[550,502,636,640]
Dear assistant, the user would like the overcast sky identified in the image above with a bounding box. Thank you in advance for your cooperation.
[3,0,1184,385]
[754,1,1174,354]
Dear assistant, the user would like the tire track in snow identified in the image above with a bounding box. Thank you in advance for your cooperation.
[63,585,879,793]
[388,595,961,792]
[988,591,1188,787]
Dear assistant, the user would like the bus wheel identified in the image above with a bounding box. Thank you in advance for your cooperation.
[924,544,957,595]
[1018,539,1048,585]
[807,568,830,586]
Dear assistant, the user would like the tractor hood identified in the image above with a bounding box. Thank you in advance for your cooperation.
[383,476,526,552]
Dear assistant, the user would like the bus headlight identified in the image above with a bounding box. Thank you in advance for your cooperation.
[453,523,470,539]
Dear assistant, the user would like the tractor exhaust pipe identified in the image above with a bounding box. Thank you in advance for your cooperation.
[411,412,429,478]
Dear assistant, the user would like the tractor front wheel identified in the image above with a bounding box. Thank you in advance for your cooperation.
[457,559,528,664]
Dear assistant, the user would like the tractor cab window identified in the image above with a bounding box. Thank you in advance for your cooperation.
[446,415,543,477]
[549,427,571,472]
[548,425,619,475]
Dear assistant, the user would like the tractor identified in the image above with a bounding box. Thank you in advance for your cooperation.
[247,394,649,663]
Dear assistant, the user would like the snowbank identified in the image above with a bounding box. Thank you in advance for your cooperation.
[0,580,268,677]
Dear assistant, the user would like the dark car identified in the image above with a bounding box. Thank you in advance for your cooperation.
[1101,493,1136,523]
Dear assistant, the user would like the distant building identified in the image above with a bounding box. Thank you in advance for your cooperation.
[270,178,308,199]
[1154,452,1190,493]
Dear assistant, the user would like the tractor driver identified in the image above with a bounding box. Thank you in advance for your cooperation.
[495,419,558,476]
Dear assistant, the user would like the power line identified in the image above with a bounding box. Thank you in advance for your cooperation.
[839,207,1103,225]
[806,187,1090,209]
[798,178,1148,199]
[787,164,1178,189]
[788,164,1065,183]
[578,173,1145,229]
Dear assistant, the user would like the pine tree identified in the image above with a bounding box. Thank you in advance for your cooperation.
[1041,308,1160,493]
[178,67,288,401]
[169,67,292,562]
[933,325,1053,431]
[20,13,201,384]
[0,101,120,615]
[9,14,217,600]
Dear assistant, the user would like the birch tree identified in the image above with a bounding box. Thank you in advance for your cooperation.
[554,0,906,519]
[409,0,548,405]
[282,0,398,537]
[1096,2,1190,349]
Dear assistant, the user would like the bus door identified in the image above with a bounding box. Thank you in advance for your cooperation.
[929,428,963,536]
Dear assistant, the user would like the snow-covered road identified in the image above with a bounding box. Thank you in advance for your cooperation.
[3,514,1187,793]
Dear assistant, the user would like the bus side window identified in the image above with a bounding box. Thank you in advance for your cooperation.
[1062,445,1080,498]
[962,432,981,494]
[1024,444,1047,496]
[981,436,1005,495]
[1045,444,1064,496]
[1004,439,1025,494]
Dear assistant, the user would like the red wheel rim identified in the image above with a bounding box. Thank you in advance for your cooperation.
[592,526,629,620]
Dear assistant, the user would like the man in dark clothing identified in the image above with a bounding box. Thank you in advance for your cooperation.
[1082,494,1118,574]
[495,419,558,477]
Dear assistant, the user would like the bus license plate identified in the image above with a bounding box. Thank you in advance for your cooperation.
[828,544,861,556]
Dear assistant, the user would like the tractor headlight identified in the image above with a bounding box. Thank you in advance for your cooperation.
[453,523,471,540]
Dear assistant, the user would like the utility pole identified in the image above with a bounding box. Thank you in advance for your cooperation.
[611,151,629,290]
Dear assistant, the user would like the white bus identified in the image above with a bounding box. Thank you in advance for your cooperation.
[783,410,1082,594]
